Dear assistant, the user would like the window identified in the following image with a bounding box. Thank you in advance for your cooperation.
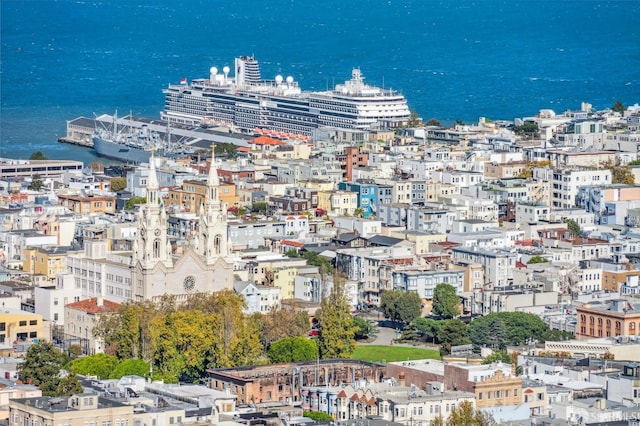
[19,321,27,327]
[29,320,37,326]
[478,392,483,400]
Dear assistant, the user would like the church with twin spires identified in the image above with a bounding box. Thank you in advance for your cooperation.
[131,147,234,301]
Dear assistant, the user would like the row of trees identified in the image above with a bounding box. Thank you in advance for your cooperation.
[90,279,356,382]
[399,310,573,356]
[380,284,461,326]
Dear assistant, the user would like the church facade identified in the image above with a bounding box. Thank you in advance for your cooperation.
[132,149,235,302]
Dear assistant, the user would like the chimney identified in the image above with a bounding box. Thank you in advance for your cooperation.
[96,297,103,307]
[399,371,406,387]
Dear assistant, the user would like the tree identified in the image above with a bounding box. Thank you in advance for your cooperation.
[353,316,373,340]
[437,319,470,356]
[284,249,300,258]
[302,251,332,274]
[251,202,267,214]
[564,218,582,237]
[425,118,441,127]
[214,142,238,159]
[379,290,421,324]
[611,100,625,114]
[18,342,70,396]
[482,350,512,364]
[406,109,422,127]
[527,255,549,264]
[125,196,146,210]
[29,151,49,160]
[353,207,364,218]
[601,158,634,185]
[380,290,401,321]
[316,274,357,359]
[56,374,83,396]
[27,174,45,191]
[304,411,334,421]
[268,337,318,363]
[468,312,549,349]
[512,122,539,138]
[515,160,553,179]
[109,359,151,379]
[69,353,118,379]
[413,317,444,344]
[444,400,496,426]
[110,177,127,192]
[432,283,460,319]
[258,307,310,350]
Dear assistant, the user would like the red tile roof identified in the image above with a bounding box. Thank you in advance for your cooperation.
[249,136,285,146]
[66,297,120,314]
[516,261,527,268]
[281,239,304,248]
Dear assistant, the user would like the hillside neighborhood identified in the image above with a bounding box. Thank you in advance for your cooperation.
[2,102,640,425]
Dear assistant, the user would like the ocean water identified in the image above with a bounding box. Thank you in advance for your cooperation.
[1,0,639,164]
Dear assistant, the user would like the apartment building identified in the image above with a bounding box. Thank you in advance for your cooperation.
[64,297,120,355]
[543,167,612,209]
[576,299,640,338]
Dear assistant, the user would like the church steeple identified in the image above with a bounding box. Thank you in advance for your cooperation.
[198,144,229,263]
[136,151,171,268]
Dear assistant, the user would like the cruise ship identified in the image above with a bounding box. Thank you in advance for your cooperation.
[161,56,411,136]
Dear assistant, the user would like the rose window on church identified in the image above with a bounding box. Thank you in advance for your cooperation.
[183,275,196,292]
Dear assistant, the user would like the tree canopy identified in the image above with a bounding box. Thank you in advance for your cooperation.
[125,196,146,210]
[611,100,625,114]
[110,177,127,192]
[353,316,374,340]
[601,158,634,185]
[27,174,45,191]
[316,275,356,359]
[437,319,470,356]
[564,218,581,237]
[380,290,422,324]
[432,283,460,319]
[17,342,80,396]
[29,151,49,160]
[425,118,441,127]
[527,255,549,264]
[431,400,496,426]
[268,337,318,363]
[93,291,264,383]
[512,122,539,138]
[69,353,118,379]
[467,312,549,349]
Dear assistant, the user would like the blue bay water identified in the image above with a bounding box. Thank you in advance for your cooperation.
[1,0,639,164]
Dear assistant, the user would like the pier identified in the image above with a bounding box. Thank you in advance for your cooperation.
[58,114,253,151]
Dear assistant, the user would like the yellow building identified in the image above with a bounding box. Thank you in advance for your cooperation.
[317,190,358,216]
[265,266,298,300]
[390,230,446,254]
[166,179,240,213]
[57,193,116,214]
[0,310,48,345]
[22,246,77,283]
[444,363,522,409]
[602,265,640,292]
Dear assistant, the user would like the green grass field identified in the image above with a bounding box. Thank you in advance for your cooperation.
[351,345,441,363]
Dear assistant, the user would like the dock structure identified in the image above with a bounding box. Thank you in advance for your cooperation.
[58,114,253,150]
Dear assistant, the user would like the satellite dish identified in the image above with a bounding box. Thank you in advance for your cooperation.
[286,76,294,84]
[210,67,218,75]
[275,75,283,84]
[223,66,230,75]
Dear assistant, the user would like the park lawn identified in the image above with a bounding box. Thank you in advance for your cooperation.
[351,345,440,363]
